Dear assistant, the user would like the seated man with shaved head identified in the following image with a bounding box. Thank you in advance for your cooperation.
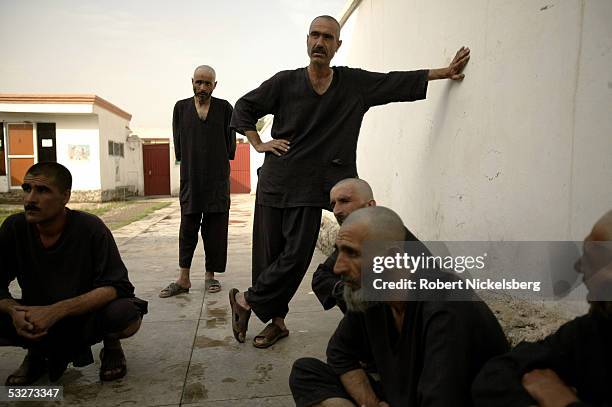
[290,206,508,407]
[472,210,612,407]
[0,162,147,384]
[312,178,376,313]
[312,178,418,313]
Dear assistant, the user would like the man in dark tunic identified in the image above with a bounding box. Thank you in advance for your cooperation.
[312,178,376,313]
[472,210,612,407]
[290,206,508,407]
[229,15,471,347]
[160,65,236,298]
[0,163,147,385]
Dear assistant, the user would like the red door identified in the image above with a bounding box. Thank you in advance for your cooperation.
[230,143,250,193]
[143,143,170,195]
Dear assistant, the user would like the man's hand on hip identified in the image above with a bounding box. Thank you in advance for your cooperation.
[254,139,291,156]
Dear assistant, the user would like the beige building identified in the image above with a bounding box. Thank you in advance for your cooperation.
[0,94,144,201]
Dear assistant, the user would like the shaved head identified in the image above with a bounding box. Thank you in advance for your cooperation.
[590,210,612,241]
[310,15,341,39]
[193,65,216,80]
[331,178,373,201]
[343,206,405,241]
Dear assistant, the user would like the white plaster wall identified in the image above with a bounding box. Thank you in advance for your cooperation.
[95,107,143,195]
[339,0,612,241]
[0,113,101,191]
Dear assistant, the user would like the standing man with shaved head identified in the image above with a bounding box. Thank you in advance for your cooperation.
[160,65,236,298]
[229,15,471,348]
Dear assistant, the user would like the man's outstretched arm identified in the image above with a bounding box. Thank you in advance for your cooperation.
[428,46,471,81]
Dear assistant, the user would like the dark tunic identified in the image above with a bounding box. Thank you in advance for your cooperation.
[312,248,345,312]
[173,96,236,214]
[230,67,429,208]
[472,311,612,407]
[327,297,509,407]
[0,210,136,304]
[0,210,147,364]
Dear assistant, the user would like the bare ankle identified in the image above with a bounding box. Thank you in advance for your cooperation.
[236,291,250,310]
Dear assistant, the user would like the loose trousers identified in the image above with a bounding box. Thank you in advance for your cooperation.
[246,204,322,322]
[179,211,229,274]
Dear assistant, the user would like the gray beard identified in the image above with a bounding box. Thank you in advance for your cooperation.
[343,284,371,313]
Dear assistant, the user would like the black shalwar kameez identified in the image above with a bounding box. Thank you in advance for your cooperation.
[290,297,508,407]
[472,311,612,407]
[0,210,147,367]
[231,67,429,322]
[173,96,236,272]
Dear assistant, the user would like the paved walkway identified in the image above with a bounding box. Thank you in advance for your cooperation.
[0,194,343,406]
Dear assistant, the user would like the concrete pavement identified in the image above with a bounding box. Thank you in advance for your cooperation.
[0,194,343,406]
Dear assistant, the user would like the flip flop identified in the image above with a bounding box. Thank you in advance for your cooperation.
[159,282,190,298]
[205,279,221,294]
[229,288,251,343]
[5,351,47,386]
[253,323,289,349]
[99,347,127,381]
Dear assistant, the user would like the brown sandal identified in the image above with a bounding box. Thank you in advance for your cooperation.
[229,288,251,343]
[253,323,289,349]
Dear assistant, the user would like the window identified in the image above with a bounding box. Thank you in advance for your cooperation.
[108,141,125,158]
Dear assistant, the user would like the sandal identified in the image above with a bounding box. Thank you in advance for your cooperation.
[99,347,127,381]
[5,351,47,386]
[253,323,289,349]
[159,282,190,298]
[229,288,251,343]
[205,279,221,294]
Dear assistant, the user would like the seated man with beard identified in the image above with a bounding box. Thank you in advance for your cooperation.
[290,206,508,407]
[0,162,147,384]
[472,210,612,407]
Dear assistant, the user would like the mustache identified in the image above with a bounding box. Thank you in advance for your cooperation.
[24,204,40,211]
[311,47,326,55]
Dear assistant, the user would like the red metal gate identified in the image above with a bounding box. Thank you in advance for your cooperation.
[230,143,250,193]
[143,143,170,195]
